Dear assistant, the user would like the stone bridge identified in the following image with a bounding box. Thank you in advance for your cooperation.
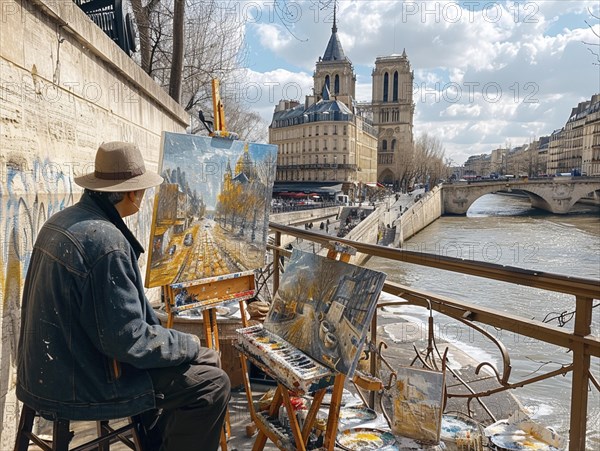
[442,178,600,214]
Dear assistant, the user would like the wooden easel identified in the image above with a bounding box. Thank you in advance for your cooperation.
[240,242,357,451]
[163,272,254,451]
[160,78,254,450]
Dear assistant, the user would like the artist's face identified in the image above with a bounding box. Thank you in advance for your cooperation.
[122,189,146,217]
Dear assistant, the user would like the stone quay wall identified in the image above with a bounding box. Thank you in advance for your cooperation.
[396,186,443,245]
[0,1,188,446]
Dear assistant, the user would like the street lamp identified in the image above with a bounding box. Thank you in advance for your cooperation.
[334,155,338,181]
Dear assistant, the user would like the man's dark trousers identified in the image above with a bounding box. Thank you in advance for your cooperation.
[145,349,231,451]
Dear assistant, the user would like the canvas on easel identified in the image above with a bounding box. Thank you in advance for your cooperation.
[145,132,278,292]
[263,248,387,377]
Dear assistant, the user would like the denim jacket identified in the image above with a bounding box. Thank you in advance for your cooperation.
[16,193,201,420]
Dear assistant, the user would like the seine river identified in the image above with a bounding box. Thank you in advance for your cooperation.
[365,193,600,446]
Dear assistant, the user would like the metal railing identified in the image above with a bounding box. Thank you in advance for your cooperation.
[267,222,600,450]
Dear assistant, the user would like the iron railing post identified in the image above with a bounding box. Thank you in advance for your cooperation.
[569,295,593,450]
[273,231,281,295]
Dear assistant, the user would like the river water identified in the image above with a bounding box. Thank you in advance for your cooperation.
[365,193,600,446]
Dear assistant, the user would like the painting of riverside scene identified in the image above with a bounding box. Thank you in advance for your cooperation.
[263,249,386,376]
[391,366,445,444]
[145,132,277,288]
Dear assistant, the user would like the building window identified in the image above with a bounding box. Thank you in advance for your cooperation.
[391,139,397,151]
[316,125,319,136]
[334,74,340,94]
[383,72,389,102]
[393,71,399,101]
[325,75,330,90]
[382,140,388,152]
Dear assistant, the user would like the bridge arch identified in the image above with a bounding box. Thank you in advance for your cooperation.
[442,179,600,215]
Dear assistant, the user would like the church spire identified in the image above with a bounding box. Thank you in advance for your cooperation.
[321,0,347,62]
[332,1,337,33]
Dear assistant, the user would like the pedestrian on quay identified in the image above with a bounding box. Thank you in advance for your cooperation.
[16,142,230,451]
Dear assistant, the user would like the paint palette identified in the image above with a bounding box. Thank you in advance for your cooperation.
[488,432,563,451]
[321,387,355,406]
[486,419,565,451]
[336,428,398,451]
[338,405,378,429]
[440,414,484,451]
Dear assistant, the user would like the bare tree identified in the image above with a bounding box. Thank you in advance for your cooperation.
[583,8,600,65]
[225,102,269,143]
[130,0,160,73]
[412,133,449,187]
[169,0,185,101]
[129,1,247,107]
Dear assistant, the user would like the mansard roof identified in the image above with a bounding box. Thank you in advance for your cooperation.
[305,99,353,115]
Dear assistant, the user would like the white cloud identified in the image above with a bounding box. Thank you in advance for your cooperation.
[254,23,296,52]
[441,103,482,118]
[232,68,313,120]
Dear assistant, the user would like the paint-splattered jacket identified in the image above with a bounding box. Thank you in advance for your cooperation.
[16,192,201,420]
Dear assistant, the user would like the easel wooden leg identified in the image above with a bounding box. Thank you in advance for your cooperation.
[281,389,306,451]
[251,385,284,451]
[323,374,346,451]
[239,353,257,419]
[164,286,176,329]
[302,388,326,443]
[251,431,269,451]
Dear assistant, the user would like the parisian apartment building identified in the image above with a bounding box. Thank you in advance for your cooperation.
[463,94,599,178]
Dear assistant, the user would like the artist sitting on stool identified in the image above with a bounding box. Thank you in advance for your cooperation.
[16,142,230,451]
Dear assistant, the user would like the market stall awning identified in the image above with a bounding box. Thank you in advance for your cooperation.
[273,182,343,196]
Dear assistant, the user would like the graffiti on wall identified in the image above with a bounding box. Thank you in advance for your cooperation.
[0,156,74,447]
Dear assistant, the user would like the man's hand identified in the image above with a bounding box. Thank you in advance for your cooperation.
[191,338,221,368]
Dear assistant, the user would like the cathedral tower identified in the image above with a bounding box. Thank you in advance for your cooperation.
[371,51,415,188]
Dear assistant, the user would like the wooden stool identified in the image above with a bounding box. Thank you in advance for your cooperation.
[14,403,147,451]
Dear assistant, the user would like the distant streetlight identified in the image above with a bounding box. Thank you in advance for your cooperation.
[334,155,338,181]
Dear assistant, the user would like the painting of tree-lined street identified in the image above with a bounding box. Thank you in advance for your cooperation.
[264,249,386,376]
[145,132,277,288]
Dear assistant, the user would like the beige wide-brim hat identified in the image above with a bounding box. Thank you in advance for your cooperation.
[74,141,164,192]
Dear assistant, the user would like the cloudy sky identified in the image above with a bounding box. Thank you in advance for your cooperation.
[221,0,599,166]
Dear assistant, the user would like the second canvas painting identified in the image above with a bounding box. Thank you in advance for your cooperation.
[264,249,387,376]
[145,132,278,288]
